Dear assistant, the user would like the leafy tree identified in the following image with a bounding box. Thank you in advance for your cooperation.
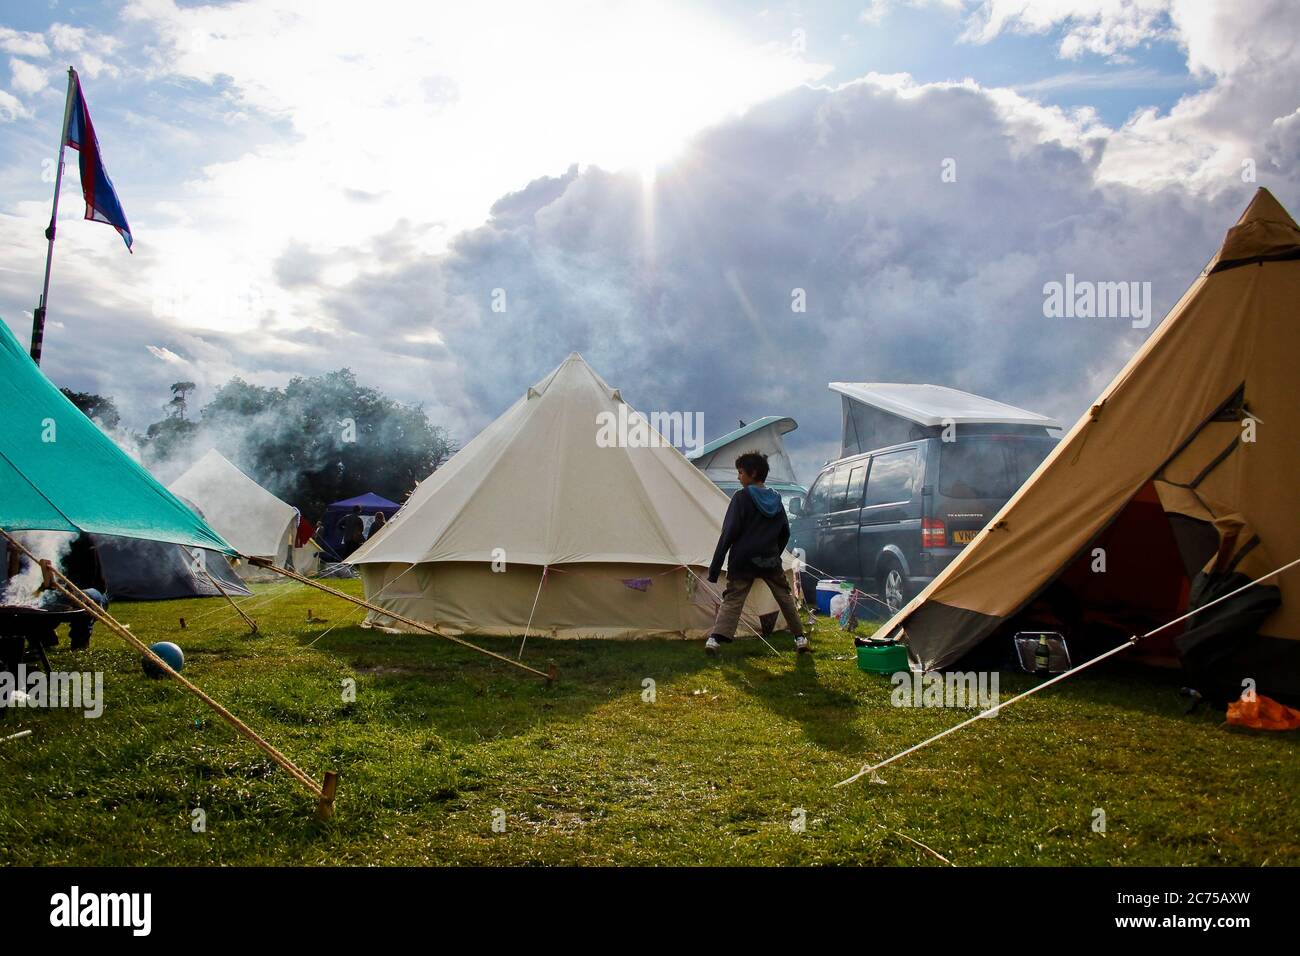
[142,416,199,465]
[198,369,455,521]
[138,370,455,520]
[168,381,197,420]
[59,388,120,430]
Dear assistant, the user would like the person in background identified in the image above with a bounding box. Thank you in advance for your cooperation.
[59,533,107,649]
[705,451,809,655]
[27,533,108,650]
[338,505,365,557]
[368,511,387,539]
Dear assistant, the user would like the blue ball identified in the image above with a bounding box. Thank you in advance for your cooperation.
[143,641,184,678]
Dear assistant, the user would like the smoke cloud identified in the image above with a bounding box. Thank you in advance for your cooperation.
[0,531,76,607]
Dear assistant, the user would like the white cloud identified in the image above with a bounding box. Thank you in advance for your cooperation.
[923,0,1300,191]
[860,1,892,26]
[1013,67,1195,93]
[9,58,49,96]
[62,0,831,347]
[48,23,121,79]
[147,345,188,365]
[959,0,1178,59]
[1094,1,1300,189]
[49,24,91,53]
[0,88,26,122]
[0,27,49,58]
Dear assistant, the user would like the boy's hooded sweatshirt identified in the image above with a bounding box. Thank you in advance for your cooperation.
[708,485,789,582]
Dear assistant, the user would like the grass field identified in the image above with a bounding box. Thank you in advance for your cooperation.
[1,578,1297,866]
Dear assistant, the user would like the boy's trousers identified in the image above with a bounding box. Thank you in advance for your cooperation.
[711,568,805,639]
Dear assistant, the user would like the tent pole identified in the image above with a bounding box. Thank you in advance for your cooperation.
[0,529,336,807]
[249,558,556,683]
[835,554,1300,788]
[31,67,76,366]
[203,567,259,634]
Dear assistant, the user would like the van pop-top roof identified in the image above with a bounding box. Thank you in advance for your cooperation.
[830,383,1061,460]
[829,383,1060,429]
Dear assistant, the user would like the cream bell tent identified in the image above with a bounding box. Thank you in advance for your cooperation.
[348,353,781,639]
[168,449,299,581]
[878,188,1300,705]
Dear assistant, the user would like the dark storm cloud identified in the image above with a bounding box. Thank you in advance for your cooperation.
[5,75,1294,486]
[317,79,1278,480]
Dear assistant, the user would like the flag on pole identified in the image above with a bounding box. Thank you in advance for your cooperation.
[64,70,132,252]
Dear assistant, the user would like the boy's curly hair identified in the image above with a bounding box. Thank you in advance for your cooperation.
[734,451,770,482]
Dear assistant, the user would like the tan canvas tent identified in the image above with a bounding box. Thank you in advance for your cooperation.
[879,188,1300,704]
[349,353,781,639]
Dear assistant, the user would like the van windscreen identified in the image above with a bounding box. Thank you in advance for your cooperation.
[939,438,1056,499]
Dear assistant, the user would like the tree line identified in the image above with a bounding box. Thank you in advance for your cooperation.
[61,369,456,523]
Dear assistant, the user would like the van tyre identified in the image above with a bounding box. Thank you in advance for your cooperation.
[878,559,912,615]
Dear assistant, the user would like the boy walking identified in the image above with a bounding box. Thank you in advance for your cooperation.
[706,452,810,654]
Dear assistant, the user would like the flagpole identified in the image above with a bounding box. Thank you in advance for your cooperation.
[30,66,77,366]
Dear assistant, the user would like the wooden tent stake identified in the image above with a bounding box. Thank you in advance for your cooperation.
[249,558,556,684]
[203,568,258,634]
[316,770,340,821]
[0,530,336,809]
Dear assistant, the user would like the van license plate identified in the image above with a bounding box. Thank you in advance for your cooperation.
[952,530,978,544]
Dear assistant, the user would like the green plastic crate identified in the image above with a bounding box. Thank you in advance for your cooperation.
[856,642,909,674]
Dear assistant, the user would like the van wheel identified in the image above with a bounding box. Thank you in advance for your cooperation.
[878,560,911,615]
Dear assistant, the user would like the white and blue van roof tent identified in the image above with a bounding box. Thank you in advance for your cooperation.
[687,415,801,486]
[829,383,1060,428]
[829,383,1060,459]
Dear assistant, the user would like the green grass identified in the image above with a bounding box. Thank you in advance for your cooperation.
[1,579,1297,866]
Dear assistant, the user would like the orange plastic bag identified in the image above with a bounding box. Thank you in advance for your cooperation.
[1226,692,1300,731]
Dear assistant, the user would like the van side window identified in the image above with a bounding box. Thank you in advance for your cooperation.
[864,449,918,506]
[829,465,852,510]
[845,464,867,508]
[806,472,831,515]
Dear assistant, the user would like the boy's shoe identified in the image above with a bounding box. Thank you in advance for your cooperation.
[705,633,733,654]
[794,635,812,654]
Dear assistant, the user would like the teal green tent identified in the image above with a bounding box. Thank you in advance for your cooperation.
[0,319,233,553]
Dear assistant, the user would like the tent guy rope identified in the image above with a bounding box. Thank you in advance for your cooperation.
[683,566,783,656]
[307,562,418,648]
[181,578,297,629]
[0,529,339,819]
[203,567,258,634]
[249,558,556,683]
[835,554,1300,788]
[516,565,549,660]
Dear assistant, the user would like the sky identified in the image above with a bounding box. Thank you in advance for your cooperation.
[0,0,1297,486]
